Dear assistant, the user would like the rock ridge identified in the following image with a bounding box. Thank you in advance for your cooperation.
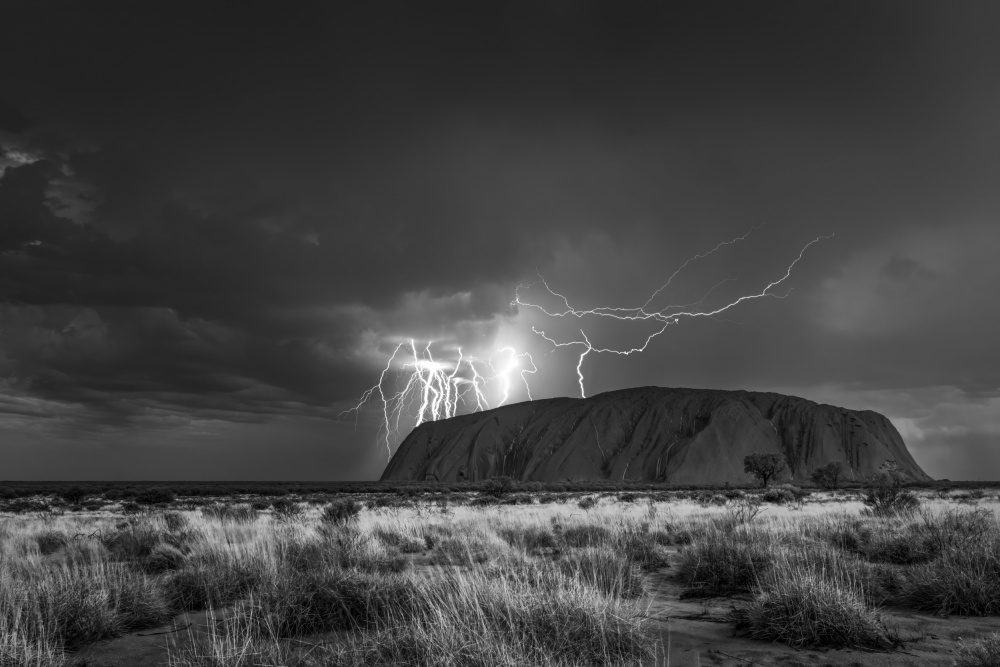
[380,386,931,484]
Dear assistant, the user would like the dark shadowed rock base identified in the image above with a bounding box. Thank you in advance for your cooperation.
[381,387,931,484]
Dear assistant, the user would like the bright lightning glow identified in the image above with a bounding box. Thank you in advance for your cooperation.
[341,340,536,458]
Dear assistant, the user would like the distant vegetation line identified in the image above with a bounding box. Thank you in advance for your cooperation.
[0,478,996,499]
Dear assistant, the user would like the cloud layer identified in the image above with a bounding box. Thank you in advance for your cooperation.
[1,3,999,479]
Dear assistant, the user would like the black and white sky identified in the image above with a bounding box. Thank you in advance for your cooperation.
[2,2,999,480]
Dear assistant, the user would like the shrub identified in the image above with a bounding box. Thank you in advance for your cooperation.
[762,487,796,504]
[120,501,142,514]
[577,496,598,511]
[59,486,88,505]
[4,499,50,513]
[100,520,164,562]
[270,499,303,520]
[811,462,844,490]
[743,452,788,488]
[723,496,764,526]
[36,531,69,555]
[135,487,175,505]
[732,563,898,649]
[481,476,514,499]
[250,498,272,511]
[860,472,920,517]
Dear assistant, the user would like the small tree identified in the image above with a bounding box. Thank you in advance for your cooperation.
[321,499,361,525]
[811,461,844,491]
[743,453,787,488]
[60,486,87,504]
[861,462,919,517]
[482,476,514,499]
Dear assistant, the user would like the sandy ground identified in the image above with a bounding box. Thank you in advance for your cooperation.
[72,609,222,667]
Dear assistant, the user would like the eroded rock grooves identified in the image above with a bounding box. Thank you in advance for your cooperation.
[381,386,931,484]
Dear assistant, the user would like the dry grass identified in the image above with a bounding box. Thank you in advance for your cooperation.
[731,551,899,649]
[955,632,1000,667]
[0,489,997,665]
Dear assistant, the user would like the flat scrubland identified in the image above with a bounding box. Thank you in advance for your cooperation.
[1,486,999,666]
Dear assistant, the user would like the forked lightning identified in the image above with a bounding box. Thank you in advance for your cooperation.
[514,231,833,397]
[345,229,831,457]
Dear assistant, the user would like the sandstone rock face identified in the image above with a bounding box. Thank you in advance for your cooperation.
[380,387,931,484]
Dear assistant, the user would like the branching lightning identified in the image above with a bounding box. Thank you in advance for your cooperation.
[344,227,832,457]
[514,231,833,397]
[341,340,536,458]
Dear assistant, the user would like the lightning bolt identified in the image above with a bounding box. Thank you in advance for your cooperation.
[514,231,833,398]
[341,340,537,459]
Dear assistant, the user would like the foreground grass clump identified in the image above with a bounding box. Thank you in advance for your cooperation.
[165,549,269,612]
[556,547,646,599]
[676,524,773,596]
[899,535,1000,616]
[336,571,652,667]
[176,555,653,667]
[955,632,1000,667]
[732,558,898,649]
[1,559,172,655]
[233,567,418,639]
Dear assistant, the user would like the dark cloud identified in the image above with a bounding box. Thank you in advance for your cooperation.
[0,2,999,479]
[880,256,937,283]
[0,99,32,134]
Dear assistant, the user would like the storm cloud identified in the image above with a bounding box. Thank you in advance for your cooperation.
[1,2,999,479]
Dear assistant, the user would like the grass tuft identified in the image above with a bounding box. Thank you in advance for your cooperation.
[676,525,772,596]
[955,632,1000,667]
[732,558,898,649]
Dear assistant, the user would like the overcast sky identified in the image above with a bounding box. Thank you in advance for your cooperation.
[2,2,999,480]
